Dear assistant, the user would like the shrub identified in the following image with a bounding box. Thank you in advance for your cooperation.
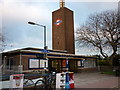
[98,60,110,66]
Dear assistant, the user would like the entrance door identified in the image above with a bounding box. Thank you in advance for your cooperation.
[49,59,61,73]
[69,60,77,73]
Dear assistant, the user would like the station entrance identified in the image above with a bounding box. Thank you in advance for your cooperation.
[48,58,78,73]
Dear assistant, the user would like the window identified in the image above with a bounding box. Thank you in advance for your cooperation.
[29,59,39,69]
[78,60,84,67]
[29,58,48,69]
[40,59,48,68]
[7,57,14,70]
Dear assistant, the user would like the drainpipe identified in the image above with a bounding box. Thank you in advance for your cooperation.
[19,52,23,73]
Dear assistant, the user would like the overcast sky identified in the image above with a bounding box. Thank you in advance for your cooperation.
[1,0,119,55]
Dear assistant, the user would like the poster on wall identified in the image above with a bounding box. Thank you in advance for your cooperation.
[10,74,24,88]
[40,59,48,68]
[62,60,66,67]
[29,59,39,68]
[77,61,81,67]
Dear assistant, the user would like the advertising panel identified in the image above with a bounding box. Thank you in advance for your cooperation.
[10,74,24,88]
[29,59,39,68]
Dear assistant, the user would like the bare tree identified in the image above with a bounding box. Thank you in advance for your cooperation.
[76,10,120,64]
[0,33,7,52]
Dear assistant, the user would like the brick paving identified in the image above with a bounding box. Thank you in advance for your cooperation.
[74,72,119,88]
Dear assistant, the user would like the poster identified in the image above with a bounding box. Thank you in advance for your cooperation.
[40,59,48,68]
[29,59,39,68]
[10,74,24,88]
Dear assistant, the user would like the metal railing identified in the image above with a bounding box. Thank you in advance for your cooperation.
[23,72,56,90]
[34,72,56,90]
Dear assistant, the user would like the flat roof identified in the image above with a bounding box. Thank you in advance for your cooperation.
[2,47,96,60]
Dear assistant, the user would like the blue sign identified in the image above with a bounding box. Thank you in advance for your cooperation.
[41,50,49,53]
[66,60,69,68]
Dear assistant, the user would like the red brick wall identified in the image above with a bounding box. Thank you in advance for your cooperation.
[52,7,75,54]
[21,55,36,70]
[11,54,36,70]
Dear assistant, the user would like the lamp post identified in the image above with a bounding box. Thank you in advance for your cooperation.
[28,21,47,58]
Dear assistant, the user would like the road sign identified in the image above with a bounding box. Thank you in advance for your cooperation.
[41,49,49,53]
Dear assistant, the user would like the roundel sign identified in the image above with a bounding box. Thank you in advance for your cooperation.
[54,19,62,26]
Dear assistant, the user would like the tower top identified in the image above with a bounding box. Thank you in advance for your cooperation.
[60,0,65,8]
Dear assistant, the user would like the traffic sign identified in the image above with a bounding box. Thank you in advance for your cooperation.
[41,49,49,53]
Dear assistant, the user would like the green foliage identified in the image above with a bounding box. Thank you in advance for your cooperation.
[98,60,110,66]
[101,71,115,75]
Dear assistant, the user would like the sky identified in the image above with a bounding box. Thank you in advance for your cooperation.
[1,0,119,55]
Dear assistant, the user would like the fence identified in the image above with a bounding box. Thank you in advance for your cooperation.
[1,65,22,75]
[1,72,56,90]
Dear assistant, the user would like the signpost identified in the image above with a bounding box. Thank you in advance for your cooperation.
[41,49,49,53]
[41,49,49,60]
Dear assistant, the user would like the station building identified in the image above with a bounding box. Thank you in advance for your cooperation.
[2,47,97,73]
[2,0,97,73]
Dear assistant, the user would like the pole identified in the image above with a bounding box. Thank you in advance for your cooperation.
[19,53,23,73]
[44,26,46,50]
[28,22,47,50]
[20,53,22,65]
[66,58,69,72]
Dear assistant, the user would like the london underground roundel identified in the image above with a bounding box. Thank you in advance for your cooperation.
[54,19,62,26]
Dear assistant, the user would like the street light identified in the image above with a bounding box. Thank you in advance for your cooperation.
[28,21,47,58]
[28,21,47,50]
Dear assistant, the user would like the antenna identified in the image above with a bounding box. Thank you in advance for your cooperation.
[60,0,65,8]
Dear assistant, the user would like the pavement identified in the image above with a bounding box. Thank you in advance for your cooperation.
[1,72,120,89]
[74,72,120,89]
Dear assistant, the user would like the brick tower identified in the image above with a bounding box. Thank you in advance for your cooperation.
[52,0,75,54]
